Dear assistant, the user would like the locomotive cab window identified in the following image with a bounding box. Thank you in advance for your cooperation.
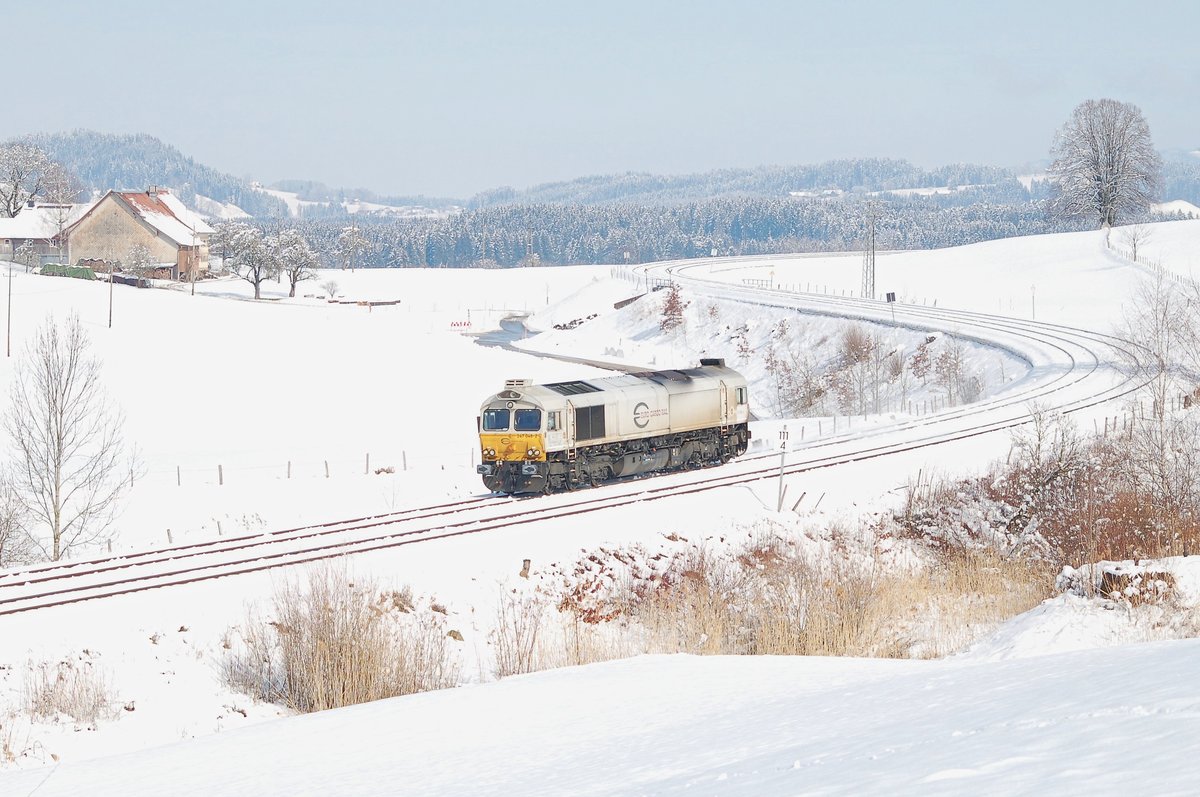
[736,387,746,405]
[514,408,542,431]
[547,411,561,431]
[482,409,510,431]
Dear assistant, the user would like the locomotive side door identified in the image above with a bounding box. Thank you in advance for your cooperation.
[719,381,730,426]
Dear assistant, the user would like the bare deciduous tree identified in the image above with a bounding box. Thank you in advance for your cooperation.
[934,337,967,405]
[0,475,34,567]
[3,314,130,560]
[41,163,83,261]
[1048,98,1162,228]
[834,325,878,415]
[1121,223,1153,263]
[14,240,39,272]
[910,337,933,386]
[1117,272,1194,420]
[1112,272,1200,538]
[659,282,687,333]
[1004,403,1088,538]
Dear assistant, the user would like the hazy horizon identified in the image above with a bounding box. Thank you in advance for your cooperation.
[4,1,1196,198]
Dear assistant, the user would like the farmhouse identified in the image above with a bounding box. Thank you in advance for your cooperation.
[67,187,213,278]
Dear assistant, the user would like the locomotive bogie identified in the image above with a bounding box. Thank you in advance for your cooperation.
[477,360,750,494]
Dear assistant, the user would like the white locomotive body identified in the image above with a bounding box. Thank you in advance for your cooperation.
[477,359,750,494]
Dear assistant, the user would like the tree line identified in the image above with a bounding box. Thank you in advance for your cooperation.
[274,195,1089,269]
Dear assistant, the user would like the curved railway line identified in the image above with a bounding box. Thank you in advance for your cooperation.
[0,256,1149,616]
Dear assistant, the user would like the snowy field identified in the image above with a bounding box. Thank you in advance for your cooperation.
[1,220,1200,794]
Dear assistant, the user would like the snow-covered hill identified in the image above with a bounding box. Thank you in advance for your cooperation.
[1,220,1200,793]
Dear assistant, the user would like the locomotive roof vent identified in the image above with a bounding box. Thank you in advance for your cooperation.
[505,379,532,389]
[498,390,522,400]
[699,358,725,367]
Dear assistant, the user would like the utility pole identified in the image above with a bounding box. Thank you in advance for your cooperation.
[861,202,878,300]
[6,262,11,357]
[190,213,197,296]
[108,261,114,328]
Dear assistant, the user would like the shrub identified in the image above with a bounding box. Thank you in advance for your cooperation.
[224,565,460,713]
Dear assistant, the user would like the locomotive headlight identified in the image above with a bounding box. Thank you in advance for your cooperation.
[527,447,540,457]
[485,448,496,458]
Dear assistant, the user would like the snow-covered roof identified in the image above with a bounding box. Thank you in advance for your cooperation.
[112,189,214,246]
[0,202,94,240]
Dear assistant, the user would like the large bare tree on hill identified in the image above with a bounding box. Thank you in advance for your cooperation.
[1048,99,1162,228]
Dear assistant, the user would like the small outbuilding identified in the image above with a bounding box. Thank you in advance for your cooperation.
[0,201,92,264]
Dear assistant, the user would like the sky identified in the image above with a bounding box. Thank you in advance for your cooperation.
[4,0,1197,198]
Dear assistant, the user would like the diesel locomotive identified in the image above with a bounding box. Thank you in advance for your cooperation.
[476,359,750,494]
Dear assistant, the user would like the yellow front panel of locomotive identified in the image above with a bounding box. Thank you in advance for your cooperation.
[479,433,546,462]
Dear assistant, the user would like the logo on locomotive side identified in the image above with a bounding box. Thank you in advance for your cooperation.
[633,402,651,428]
[632,403,667,428]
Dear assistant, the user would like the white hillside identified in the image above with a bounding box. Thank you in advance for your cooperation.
[0,220,1199,792]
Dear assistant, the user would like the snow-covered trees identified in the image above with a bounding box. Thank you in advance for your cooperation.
[337,225,369,271]
[1048,99,1162,228]
[271,228,320,297]
[125,243,157,280]
[276,190,1080,271]
[217,222,318,299]
[0,143,53,217]
[0,143,79,220]
[3,315,130,561]
[220,223,277,299]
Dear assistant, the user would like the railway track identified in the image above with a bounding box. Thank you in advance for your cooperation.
[0,255,1148,616]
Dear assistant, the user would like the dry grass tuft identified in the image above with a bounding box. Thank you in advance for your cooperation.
[24,660,114,725]
[225,564,460,713]
[497,533,1052,672]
